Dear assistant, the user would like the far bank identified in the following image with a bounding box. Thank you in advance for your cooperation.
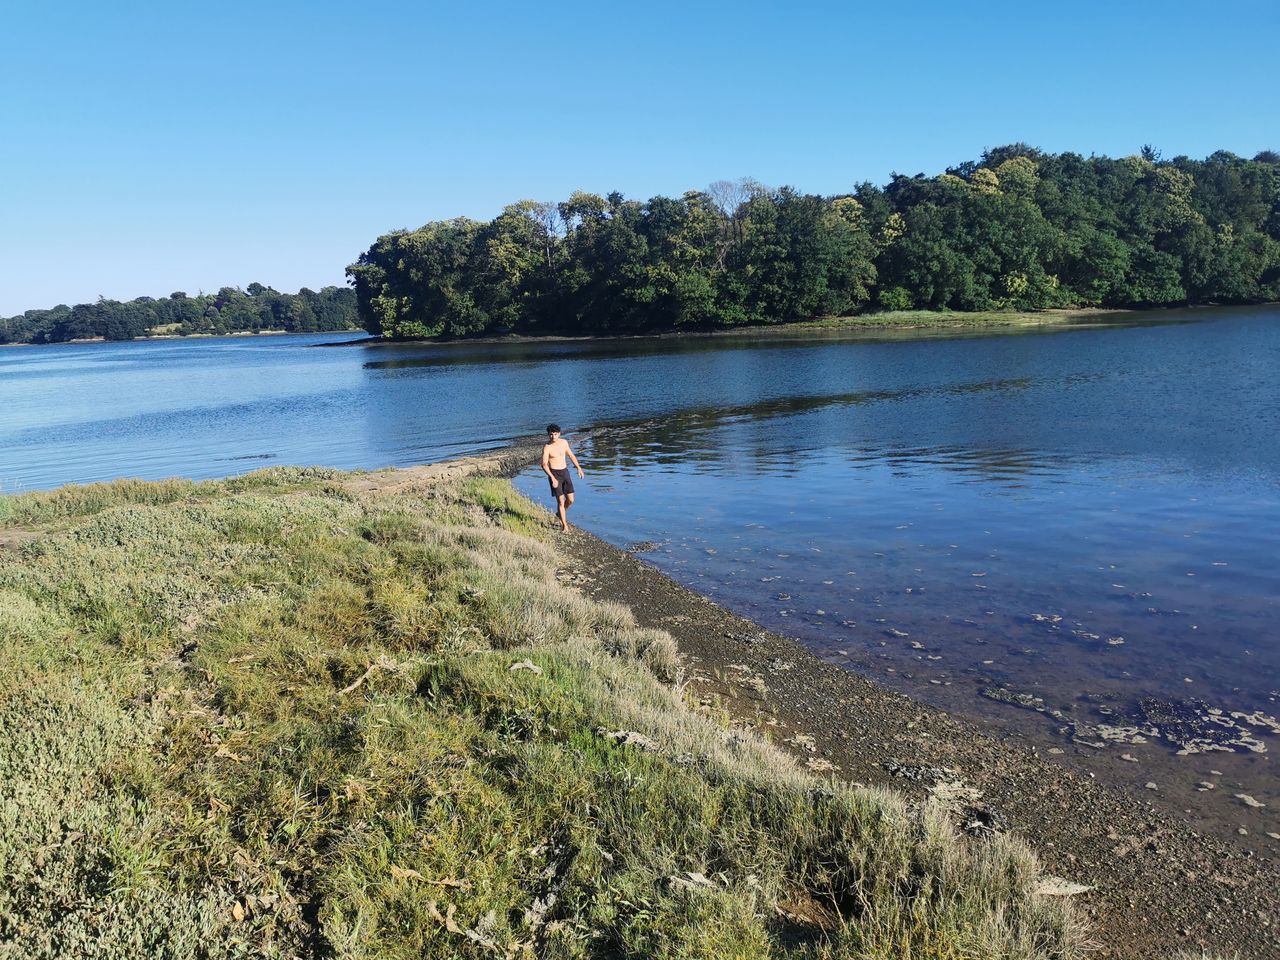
[320,305,1162,347]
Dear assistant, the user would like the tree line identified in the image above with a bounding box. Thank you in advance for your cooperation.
[347,146,1280,339]
[0,284,359,344]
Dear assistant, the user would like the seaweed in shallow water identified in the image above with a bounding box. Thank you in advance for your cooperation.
[1136,697,1275,755]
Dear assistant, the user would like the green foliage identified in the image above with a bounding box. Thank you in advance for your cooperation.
[0,478,200,526]
[0,467,345,528]
[348,149,1280,338]
[1,472,1084,958]
[460,476,546,536]
[878,286,914,311]
[0,285,359,345]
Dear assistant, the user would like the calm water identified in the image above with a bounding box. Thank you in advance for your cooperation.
[3,309,1278,837]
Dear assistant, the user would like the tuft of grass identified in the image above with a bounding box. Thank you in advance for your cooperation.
[0,469,1087,958]
[0,466,347,530]
[0,477,200,527]
[461,475,548,536]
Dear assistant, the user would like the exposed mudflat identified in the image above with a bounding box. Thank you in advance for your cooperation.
[554,524,1280,960]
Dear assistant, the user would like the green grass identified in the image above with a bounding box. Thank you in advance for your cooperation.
[745,308,1111,334]
[0,468,1085,958]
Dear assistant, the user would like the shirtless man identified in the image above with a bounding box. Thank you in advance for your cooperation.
[541,424,584,532]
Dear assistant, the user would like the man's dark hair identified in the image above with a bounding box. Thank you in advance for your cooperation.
[546,423,560,434]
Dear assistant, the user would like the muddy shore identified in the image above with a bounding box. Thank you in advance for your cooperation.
[550,524,1278,959]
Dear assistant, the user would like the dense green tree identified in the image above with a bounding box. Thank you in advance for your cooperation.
[341,147,1280,339]
[9,148,1277,347]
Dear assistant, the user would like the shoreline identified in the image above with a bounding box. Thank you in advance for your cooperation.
[2,449,1276,955]
[553,521,1278,959]
[3,302,1269,350]
[350,449,1278,957]
[0,452,1087,957]
[0,328,363,349]
[316,302,1272,349]
[317,308,1107,349]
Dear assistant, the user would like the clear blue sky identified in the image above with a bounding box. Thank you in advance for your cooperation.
[2,0,1276,316]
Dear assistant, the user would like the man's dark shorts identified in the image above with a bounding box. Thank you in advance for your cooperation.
[548,468,574,498]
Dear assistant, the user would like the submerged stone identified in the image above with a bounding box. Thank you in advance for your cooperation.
[982,686,1045,710]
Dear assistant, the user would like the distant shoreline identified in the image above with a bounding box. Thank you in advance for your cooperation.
[5,303,1270,350]
[337,306,1129,347]
[0,327,363,349]
[318,303,1251,348]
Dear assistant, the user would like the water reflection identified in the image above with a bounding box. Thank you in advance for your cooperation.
[355,306,1213,373]
[585,378,1075,485]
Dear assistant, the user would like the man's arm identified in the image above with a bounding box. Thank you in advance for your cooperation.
[567,444,584,477]
[541,445,556,485]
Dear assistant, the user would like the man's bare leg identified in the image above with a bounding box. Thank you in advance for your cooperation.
[557,495,569,532]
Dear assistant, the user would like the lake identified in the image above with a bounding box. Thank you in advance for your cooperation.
[3,307,1278,838]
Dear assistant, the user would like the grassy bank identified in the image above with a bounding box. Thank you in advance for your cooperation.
[742,307,1126,335]
[352,307,1130,347]
[1,468,1083,958]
